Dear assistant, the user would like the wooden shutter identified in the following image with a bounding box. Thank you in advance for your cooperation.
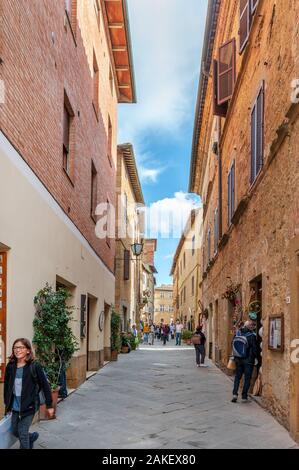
[251,83,264,183]
[228,162,235,224]
[231,162,235,218]
[256,84,264,175]
[251,104,257,184]
[213,60,228,117]
[63,105,70,150]
[240,0,250,53]
[80,294,87,338]
[218,39,236,105]
[124,249,130,281]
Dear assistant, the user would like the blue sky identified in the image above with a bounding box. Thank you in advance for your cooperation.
[119,0,208,285]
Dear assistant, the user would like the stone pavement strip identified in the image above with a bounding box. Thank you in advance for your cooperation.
[26,343,299,449]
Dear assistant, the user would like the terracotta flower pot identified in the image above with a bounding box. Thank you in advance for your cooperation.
[39,389,59,421]
[111,350,118,361]
[121,346,129,354]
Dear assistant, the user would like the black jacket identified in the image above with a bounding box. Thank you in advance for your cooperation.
[4,361,53,417]
[194,331,206,346]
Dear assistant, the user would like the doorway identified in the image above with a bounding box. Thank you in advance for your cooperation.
[122,306,128,333]
[249,275,263,372]
[0,252,7,383]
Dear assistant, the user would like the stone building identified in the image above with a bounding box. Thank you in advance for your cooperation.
[141,239,158,324]
[154,285,174,325]
[0,0,136,402]
[189,0,299,441]
[115,144,144,332]
[171,209,203,332]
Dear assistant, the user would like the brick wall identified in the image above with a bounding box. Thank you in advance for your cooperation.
[0,0,117,272]
[194,0,299,430]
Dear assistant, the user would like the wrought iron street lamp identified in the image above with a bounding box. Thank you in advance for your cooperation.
[131,242,143,257]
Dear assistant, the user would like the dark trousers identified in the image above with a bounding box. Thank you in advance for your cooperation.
[163,334,168,345]
[11,412,34,449]
[233,360,254,399]
[195,345,205,364]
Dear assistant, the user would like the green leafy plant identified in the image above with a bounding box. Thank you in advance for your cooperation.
[111,310,121,352]
[33,284,79,391]
[182,330,193,341]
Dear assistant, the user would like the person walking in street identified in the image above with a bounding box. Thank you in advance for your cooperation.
[149,323,155,345]
[170,322,175,340]
[192,326,207,367]
[4,338,54,449]
[231,320,258,403]
[175,320,184,346]
[143,323,150,344]
[162,324,170,345]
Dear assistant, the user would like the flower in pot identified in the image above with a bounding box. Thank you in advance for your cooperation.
[33,284,79,419]
[121,334,131,354]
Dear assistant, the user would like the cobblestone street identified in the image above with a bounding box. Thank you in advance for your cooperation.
[26,343,298,450]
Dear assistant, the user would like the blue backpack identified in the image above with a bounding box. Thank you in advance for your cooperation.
[232,331,254,359]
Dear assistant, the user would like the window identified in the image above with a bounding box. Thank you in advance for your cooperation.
[65,0,77,38]
[251,84,264,184]
[124,249,130,281]
[217,39,236,106]
[91,162,98,221]
[213,60,228,117]
[109,67,114,96]
[108,116,113,164]
[63,93,74,176]
[93,51,99,116]
[207,229,211,264]
[184,286,186,303]
[214,207,219,254]
[183,252,186,269]
[192,276,195,296]
[192,235,196,256]
[228,161,235,226]
[239,0,259,53]
[94,0,101,31]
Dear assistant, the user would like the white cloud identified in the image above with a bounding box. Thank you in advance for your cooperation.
[164,253,175,260]
[143,191,202,238]
[139,166,165,183]
[119,0,208,151]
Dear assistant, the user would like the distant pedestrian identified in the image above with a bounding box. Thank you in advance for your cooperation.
[170,323,175,340]
[143,323,150,344]
[162,324,170,345]
[4,338,54,449]
[175,320,184,346]
[231,320,258,403]
[149,324,155,345]
[192,326,207,367]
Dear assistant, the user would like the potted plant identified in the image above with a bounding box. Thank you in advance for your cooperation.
[33,284,78,419]
[182,330,193,345]
[121,334,131,354]
[111,310,121,360]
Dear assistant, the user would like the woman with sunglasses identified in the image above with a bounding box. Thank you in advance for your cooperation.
[4,338,54,449]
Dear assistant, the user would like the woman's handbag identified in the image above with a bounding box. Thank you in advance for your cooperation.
[191,334,201,345]
[227,356,236,371]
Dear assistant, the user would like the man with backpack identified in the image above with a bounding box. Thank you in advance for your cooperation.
[192,325,207,367]
[231,320,258,403]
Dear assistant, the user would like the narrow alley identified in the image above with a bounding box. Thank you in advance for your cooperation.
[26,345,298,450]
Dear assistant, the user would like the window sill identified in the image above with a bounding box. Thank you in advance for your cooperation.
[231,195,250,226]
[63,167,75,187]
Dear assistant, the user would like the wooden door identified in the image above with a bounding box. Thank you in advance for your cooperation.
[0,252,7,382]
